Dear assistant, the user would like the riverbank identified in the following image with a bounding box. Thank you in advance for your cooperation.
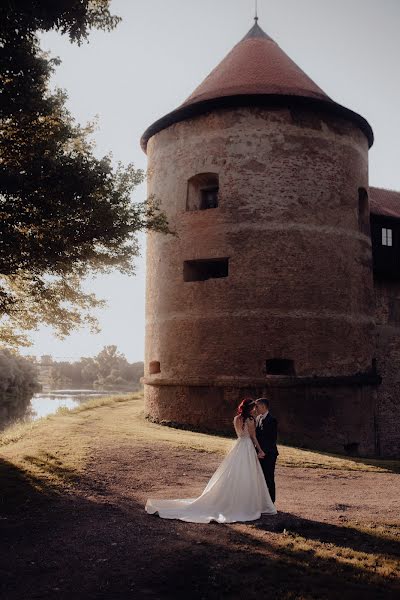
[1,394,399,599]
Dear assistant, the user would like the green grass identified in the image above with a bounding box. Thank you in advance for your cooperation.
[0,392,136,448]
[2,392,399,475]
[1,393,399,598]
[64,392,136,413]
[0,419,40,448]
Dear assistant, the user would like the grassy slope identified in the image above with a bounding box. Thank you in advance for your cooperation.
[2,392,399,475]
[1,394,399,599]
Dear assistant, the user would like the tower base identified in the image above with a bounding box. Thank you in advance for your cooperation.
[144,374,383,458]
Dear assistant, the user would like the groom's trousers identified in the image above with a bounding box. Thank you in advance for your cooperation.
[260,453,277,503]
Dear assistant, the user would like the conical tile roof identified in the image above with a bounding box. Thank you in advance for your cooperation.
[141,22,373,151]
[182,22,329,106]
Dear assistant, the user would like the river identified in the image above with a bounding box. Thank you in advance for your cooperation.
[29,388,133,420]
[0,387,138,431]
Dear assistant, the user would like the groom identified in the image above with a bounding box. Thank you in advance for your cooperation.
[255,398,279,503]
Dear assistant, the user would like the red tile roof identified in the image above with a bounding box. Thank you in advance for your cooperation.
[182,23,330,106]
[141,22,373,151]
[370,187,400,219]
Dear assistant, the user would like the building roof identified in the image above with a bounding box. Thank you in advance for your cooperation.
[370,187,400,219]
[182,22,330,106]
[141,21,373,151]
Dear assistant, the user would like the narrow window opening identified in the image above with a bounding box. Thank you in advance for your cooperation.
[358,188,370,235]
[183,258,229,282]
[266,358,296,376]
[149,361,161,374]
[389,299,400,323]
[382,227,393,246]
[187,173,219,211]
[344,442,359,456]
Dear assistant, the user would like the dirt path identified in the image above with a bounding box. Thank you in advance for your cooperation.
[1,396,399,599]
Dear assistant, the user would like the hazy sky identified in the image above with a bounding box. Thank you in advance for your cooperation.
[21,0,400,362]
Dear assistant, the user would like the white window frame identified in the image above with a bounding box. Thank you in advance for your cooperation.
[382,227,393,247]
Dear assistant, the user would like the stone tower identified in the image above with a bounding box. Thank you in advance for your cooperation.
[141,22,380,456]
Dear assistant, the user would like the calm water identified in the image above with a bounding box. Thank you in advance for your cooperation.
[30,389,128,420]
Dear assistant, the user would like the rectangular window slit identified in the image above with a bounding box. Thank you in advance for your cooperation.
[183,258,229,282]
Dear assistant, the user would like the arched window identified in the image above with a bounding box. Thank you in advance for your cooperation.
[358,188,370,235]
[187,173,219,211]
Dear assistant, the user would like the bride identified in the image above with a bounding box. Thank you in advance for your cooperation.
[145,398,277,523]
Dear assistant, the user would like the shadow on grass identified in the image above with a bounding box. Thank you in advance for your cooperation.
[143,527,400,600]
[1,458,399,600]
[0,456,62,515]
[23,452,78,482]
[280,444,400,474]
[116,506,400,600]
[0,451,107,517]
[250,511,400,557]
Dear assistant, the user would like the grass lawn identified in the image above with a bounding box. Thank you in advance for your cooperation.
[1,393,399,599]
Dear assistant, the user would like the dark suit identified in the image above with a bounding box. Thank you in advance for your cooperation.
[256,413,279,503]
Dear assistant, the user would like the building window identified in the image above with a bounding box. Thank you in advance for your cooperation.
[183,258,229,282]
[187,173,219,211]
[200,187,218,210]
[389,299,400,324]
[266,359,296,376]
[149,361,161,374]
[358,188,370,235]
[344,442,359,456]
[382,228,392,246]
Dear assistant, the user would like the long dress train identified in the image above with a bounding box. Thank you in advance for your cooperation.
[145,419,277,523]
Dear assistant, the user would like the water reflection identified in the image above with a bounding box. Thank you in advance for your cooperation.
[0,391,33,429]
[30,389,127,420]
[0,389,132,429]
[30,393,80,419]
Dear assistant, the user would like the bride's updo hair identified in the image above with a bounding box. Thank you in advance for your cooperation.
[237,398,255,428]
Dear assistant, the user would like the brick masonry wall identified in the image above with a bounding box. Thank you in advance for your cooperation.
[143,106,378,455]
[145,381,378,456]
[374,280,400,457]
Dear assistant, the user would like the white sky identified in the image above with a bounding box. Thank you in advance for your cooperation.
[21,0,400,362]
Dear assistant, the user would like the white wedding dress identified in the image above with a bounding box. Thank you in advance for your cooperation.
[145,418,277,523]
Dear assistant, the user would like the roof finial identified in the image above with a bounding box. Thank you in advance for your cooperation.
[254,0,258,23]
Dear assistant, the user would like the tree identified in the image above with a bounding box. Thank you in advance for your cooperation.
[93,344,125,379]
[48,346,144,389]
[0,348,40,427]
[0,1,169,346]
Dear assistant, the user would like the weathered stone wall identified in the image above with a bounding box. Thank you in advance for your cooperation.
[374,280,400,457]
[144,106,378,454]
[145,380,378,456]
